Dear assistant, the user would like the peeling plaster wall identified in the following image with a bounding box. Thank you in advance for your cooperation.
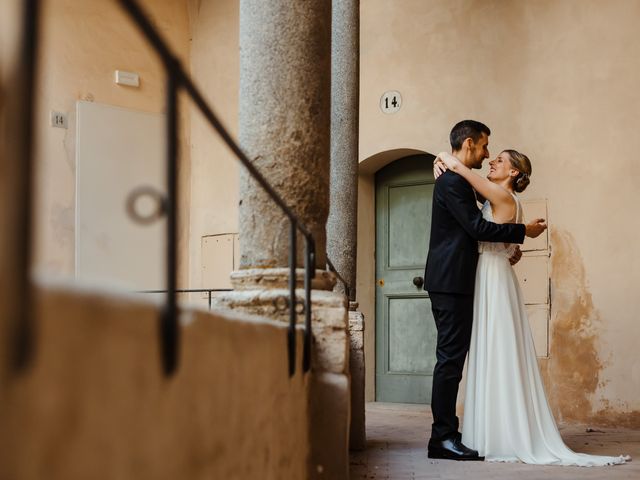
[30,0,191,284]
[359,0,640,425]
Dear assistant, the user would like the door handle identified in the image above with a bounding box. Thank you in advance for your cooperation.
[412,276,424,288]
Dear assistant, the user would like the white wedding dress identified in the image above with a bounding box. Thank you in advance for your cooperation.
[461,195,629,466]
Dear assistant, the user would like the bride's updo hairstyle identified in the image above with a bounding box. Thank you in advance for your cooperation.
[503,149,532,193]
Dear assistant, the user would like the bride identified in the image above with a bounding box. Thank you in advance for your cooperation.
[434,149,629,466]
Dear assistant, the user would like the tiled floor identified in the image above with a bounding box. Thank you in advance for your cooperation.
[350,403,639,480]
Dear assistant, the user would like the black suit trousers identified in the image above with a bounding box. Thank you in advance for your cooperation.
[429,292,474,441]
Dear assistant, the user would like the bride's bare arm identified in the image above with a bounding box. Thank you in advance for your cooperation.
[433,159,491,208]
[436,152,514,210]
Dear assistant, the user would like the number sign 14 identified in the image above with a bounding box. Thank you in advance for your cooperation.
[380,91,402,114]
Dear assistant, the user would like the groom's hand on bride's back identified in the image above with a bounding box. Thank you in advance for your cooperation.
[525,218,547,238]
[509,246,523,265]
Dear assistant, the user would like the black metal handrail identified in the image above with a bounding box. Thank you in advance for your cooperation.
[137,289,232,311]
[326,257,351,303]
[116,0,316,377]
[14,0,41,371]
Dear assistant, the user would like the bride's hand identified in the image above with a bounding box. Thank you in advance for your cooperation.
[437,151,461,171]
[433,157,447,179]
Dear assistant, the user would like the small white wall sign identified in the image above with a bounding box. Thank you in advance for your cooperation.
[115,70,140,87]
[50,110,68,129]
[380,90,402,114]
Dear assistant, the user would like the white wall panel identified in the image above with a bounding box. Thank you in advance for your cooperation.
[76,101,164,290]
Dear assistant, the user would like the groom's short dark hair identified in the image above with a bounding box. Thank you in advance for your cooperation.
[450,120,491,151]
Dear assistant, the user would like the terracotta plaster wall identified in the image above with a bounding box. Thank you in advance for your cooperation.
[187,0,240,290]
[29,0,191,284]
[359,0,640,424]
[0,284,309,480]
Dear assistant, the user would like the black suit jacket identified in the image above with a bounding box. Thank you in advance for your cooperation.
[424,171,526,295]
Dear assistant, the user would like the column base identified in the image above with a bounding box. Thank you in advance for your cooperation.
[349,310,366,450]
[212,268,351,477]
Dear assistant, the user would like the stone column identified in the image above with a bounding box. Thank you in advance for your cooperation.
[327,0,359,300]
[215,2,350,479]
[327,0,366,451]
[238,0,331,269]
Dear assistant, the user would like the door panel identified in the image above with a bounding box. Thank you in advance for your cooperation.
[388,183,433,268]
[375,154,436,404]
[388,296,436,373]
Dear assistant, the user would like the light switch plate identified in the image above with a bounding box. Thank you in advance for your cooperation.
[115,70,140,87]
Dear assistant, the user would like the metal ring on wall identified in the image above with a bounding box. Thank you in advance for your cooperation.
[126,186,166,225]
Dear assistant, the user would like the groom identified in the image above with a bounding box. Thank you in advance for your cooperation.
[424,120,547,461]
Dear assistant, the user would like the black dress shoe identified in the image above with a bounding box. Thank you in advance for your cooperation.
[427,435,484,461]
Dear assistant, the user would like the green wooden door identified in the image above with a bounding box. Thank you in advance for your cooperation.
[375,154,437,404]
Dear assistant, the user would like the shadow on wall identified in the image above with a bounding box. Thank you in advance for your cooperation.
[541,229,640,428]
